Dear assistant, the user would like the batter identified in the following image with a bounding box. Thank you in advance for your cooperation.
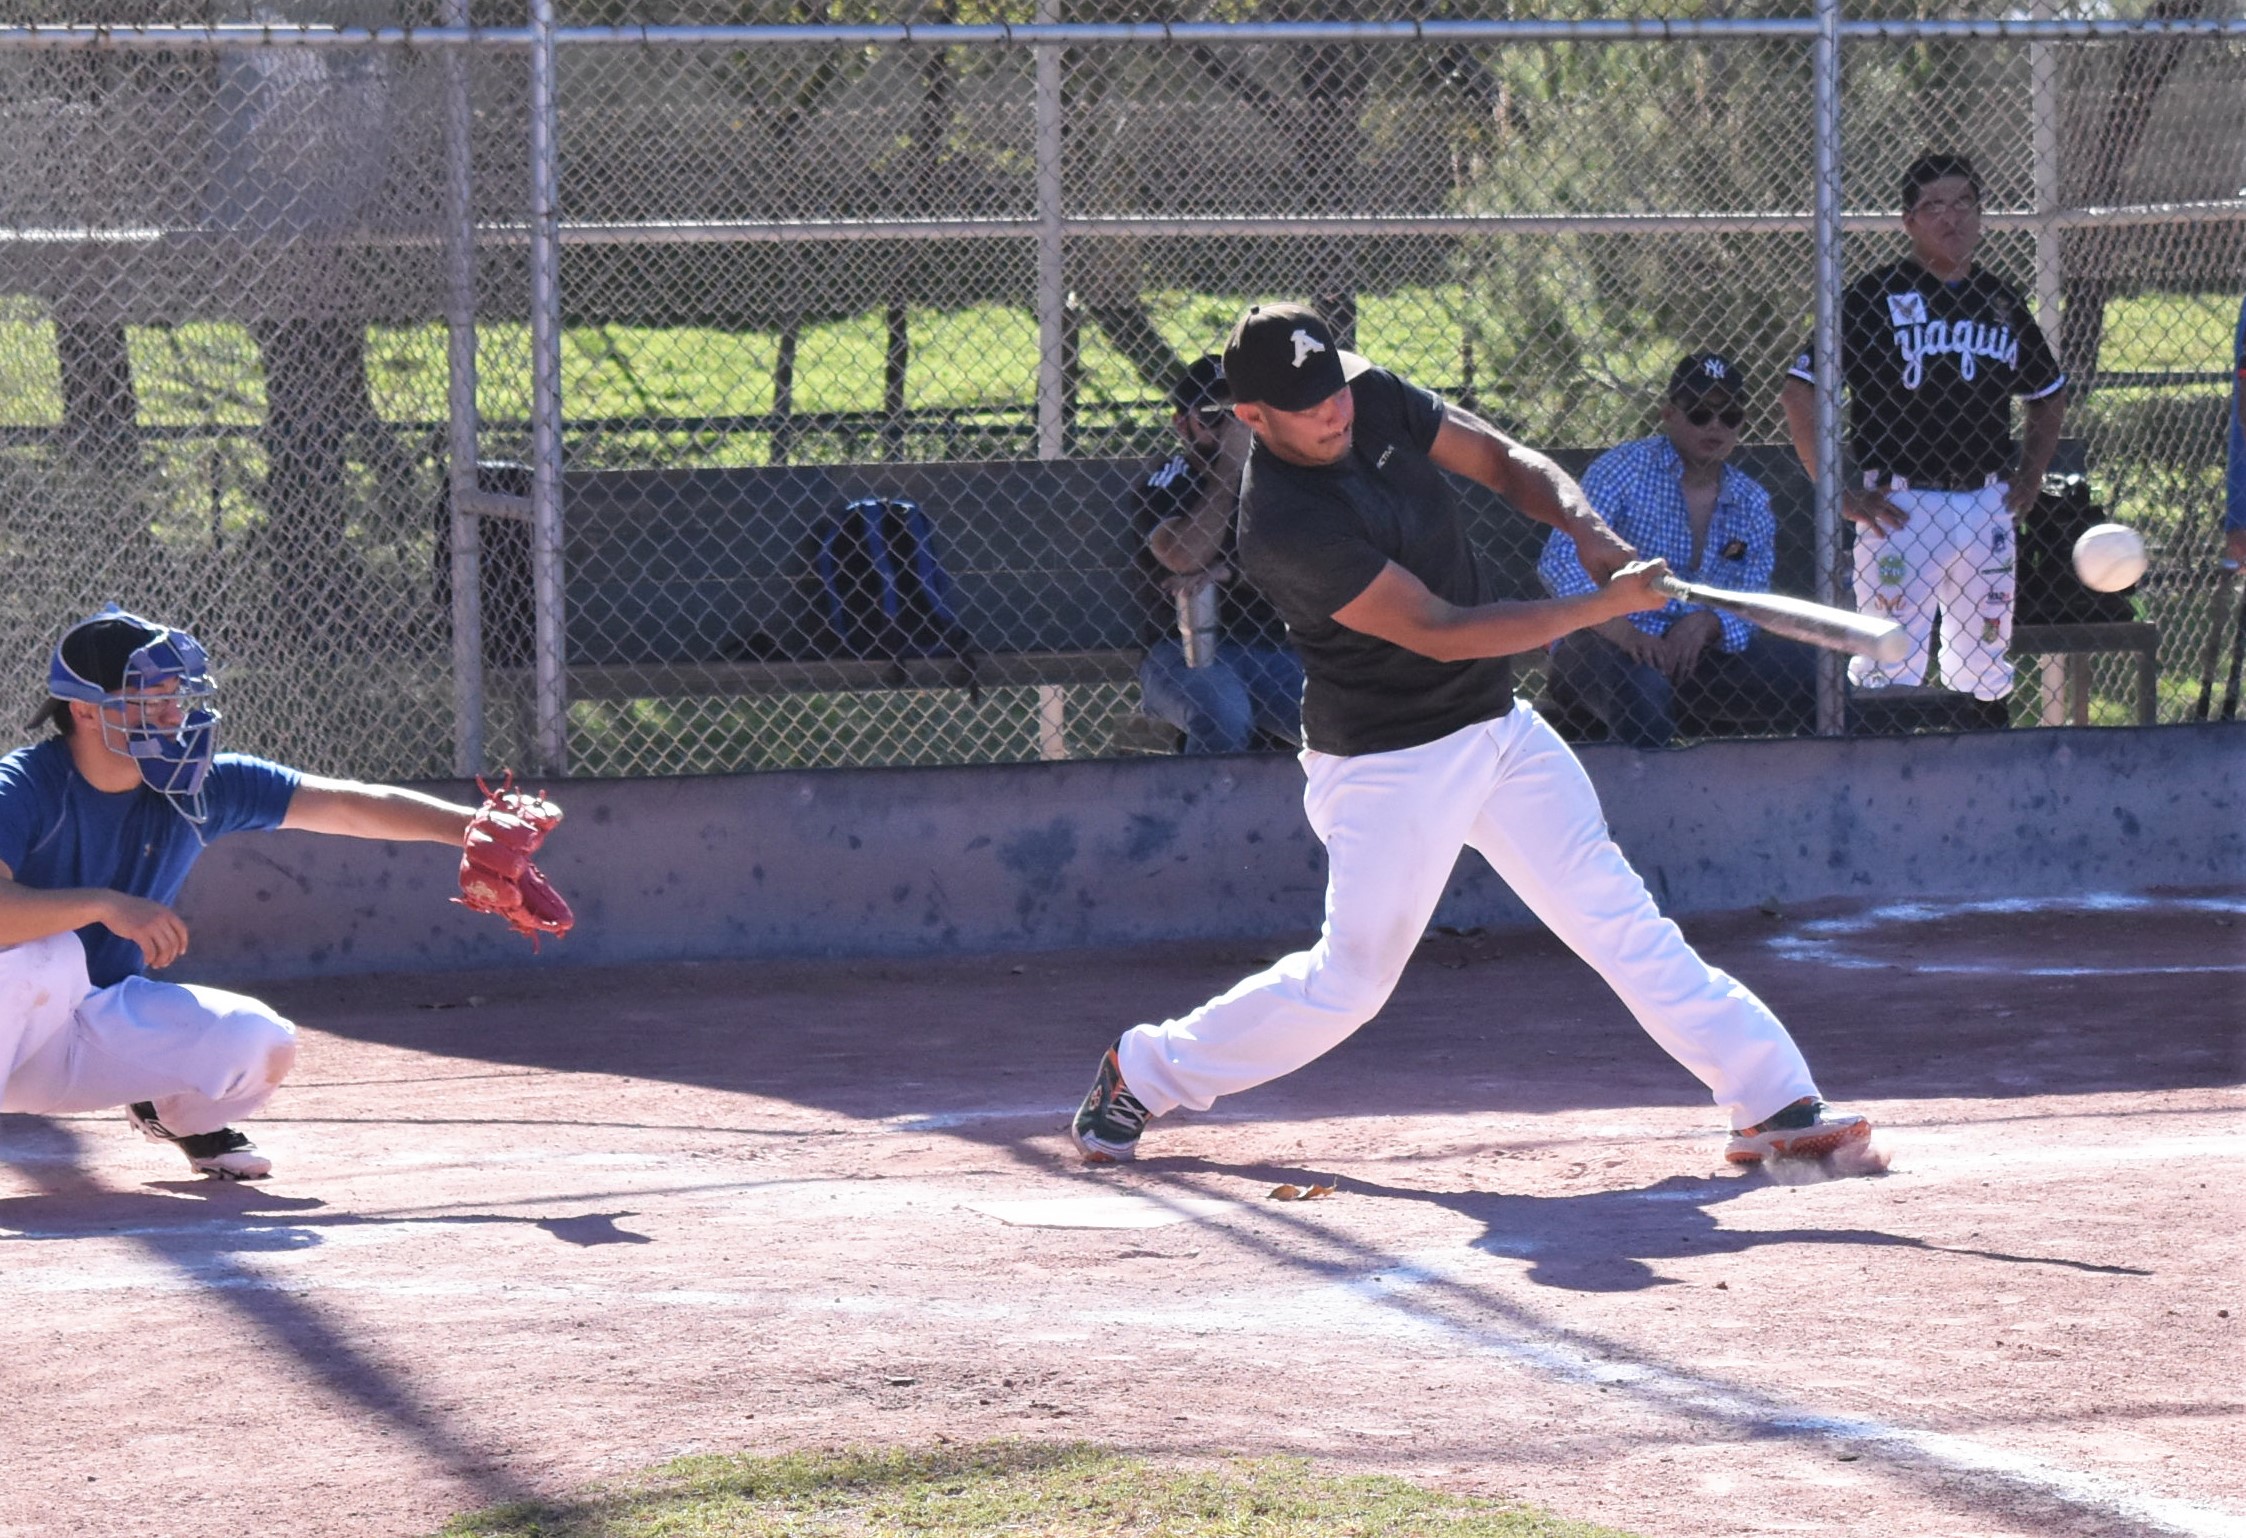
[1070,303,1874,1169]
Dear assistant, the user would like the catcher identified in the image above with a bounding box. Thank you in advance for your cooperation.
[0,605,570,1180]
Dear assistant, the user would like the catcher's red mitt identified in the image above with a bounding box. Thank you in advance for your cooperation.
[456,773,574,947]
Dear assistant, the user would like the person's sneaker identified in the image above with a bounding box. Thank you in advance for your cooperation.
[1725,1097,1871,1165]
[126,1102,273,1180]
[1070,1044,1152,1163]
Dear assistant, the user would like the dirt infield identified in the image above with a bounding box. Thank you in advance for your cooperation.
[2,893,2241,1538]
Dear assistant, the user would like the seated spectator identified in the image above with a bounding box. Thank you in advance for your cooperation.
[1537,352,1816,747]
[1131,355,1304,753]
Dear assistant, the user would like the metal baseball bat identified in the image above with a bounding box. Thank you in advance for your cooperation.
[1652,574,1911,664]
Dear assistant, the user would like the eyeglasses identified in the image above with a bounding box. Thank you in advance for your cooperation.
[1910,195,1980,218]
[1676,403,1746,429]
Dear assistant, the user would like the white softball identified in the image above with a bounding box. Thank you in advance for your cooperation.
[2072,522,2146,593]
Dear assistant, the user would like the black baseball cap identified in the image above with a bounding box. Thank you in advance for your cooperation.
[1169,354,1231,415]
[1221,303,1369,412]
[1667,351,1745,402]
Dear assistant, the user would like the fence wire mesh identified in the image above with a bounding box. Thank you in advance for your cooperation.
[1,10,2239,779]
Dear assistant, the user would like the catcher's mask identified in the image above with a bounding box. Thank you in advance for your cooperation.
[44,605,223,827]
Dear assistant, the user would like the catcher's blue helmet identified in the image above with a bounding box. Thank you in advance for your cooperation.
[46,604,223,825]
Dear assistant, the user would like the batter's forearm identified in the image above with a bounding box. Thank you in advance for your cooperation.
[1414,589,1648,663]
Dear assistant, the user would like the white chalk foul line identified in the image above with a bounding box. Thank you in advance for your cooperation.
[5,1186,2238,1537]
[1325,1253,2246,1538]
[1768,892,2246,977]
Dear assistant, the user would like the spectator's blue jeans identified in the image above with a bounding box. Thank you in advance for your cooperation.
[1138,640,1305,754]
[1547,629,1817,748]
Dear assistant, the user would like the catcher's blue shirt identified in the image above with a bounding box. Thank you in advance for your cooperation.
[0,738,299,986]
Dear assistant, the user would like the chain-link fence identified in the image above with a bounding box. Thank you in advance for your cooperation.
[2,6,2239,779]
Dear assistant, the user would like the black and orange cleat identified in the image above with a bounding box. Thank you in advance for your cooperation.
[1725,1097,1871,1165]
[1069,1043,1152,1163]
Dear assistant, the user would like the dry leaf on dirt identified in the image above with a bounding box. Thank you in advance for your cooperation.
[1267,1182,1338,1201]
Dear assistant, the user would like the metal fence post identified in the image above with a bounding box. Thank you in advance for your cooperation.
[1033,0,1066,462]
[2030,0,2063,329]
[1812,0,1847,737]
[529,0,570,775]
[443,0,487,778]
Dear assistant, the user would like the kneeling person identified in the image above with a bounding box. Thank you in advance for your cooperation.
[0,606,555,1179]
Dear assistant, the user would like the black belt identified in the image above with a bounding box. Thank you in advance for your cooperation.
[1864,471,2004,493]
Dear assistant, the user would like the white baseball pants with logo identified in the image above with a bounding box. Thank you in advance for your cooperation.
[1116,706,1821,1132]
[1850,482,2015,700]
[0,932,298,1136]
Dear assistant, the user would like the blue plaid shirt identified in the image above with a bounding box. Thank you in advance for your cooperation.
[1538,434,1777,654]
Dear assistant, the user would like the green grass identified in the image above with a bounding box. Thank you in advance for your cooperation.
[435,1442,1641,1538]
[4,289,2225,435]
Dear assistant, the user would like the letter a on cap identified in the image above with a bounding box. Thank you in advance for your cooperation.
[1290,329,1327,368]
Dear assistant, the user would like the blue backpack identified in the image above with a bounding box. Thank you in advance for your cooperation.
[813,497,981,694]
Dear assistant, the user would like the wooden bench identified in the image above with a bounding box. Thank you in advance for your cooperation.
[2012,621,2161,726]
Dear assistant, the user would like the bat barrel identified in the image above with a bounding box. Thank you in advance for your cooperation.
[1646,573,1908,664]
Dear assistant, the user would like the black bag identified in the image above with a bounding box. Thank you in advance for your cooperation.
[812,497,981,695]
[2016,473,2138,626]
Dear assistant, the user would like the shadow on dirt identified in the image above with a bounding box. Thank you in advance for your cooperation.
[254,898,2245,1144]
[1114,1155,2152,1294]
[0,1118,649,1513]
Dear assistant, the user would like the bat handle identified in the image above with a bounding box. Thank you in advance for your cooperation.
[1649,572,1691,601]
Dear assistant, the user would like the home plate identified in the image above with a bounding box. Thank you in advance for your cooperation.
[970,1195,1237,1229]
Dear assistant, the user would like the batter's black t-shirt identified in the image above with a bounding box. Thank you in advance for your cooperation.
[1236,367,1513,756]
[1130,451,1288,650]
[1790,258,2065,488]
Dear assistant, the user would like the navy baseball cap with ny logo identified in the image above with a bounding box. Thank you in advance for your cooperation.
[1222,303,1369,412]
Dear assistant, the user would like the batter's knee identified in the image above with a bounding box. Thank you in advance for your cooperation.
[1299,952,1403,1025]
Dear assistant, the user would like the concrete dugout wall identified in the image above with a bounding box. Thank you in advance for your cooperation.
[174,723,2244,982]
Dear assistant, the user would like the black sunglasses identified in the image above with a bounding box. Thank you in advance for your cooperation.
[1677,402,1746,429]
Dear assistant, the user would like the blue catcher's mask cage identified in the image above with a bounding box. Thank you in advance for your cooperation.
[46,604,224,827]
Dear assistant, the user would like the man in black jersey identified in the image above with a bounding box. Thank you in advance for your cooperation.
[1780,153,2068,712]
[1130,355,1304,753]
[1069,303,1876,1172]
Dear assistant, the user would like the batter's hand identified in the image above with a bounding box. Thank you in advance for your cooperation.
[100,892,190,970]
[1844,487,1909,535]
[1602,558,1672,614]
[1569,512,1638,584]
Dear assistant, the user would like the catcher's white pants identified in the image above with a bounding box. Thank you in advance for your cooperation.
[1116,705,1820,1132]
[0,933,297,1136]
[1850,482,2016,700]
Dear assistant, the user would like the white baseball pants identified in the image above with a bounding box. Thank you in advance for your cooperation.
[0,932,298,1136]
[1116,705,1821,1132]
[1850,482,2016,700]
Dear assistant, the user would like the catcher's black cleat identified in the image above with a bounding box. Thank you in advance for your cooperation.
[126,1101,273,1180]
[1070,1043,1152,1163]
